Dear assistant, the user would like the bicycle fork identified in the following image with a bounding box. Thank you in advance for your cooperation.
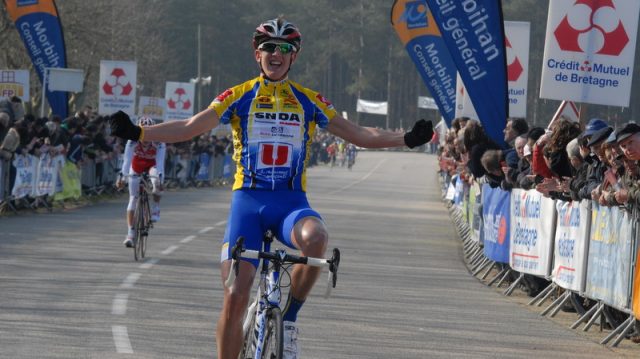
[249,270,281,358]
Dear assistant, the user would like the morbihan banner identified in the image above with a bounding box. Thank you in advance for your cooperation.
[505,21,530,118]
[98,60,137,116]
[540,0,640,107]
[391,0,458,126]
[356,99,388,115]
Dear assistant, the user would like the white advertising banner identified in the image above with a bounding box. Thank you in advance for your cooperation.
[585,204,634,310]
[11,154,37,199]
[540,0,640,107]
[418,96,438,110]
[505,21,530,118]
[165,81,195,121]
[138,96,167,123]
[35,153,63,197]
[455,73,478,121]
[551,200,591,292]
[48,68,84,92]
[98,60,137,116]
[509,189,557,277]
[0,70,29,100]
[356,99,387,115]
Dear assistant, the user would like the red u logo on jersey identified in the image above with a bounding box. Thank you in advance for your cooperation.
[260,143,291,166]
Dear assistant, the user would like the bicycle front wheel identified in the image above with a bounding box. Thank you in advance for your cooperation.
[261,307,283,359]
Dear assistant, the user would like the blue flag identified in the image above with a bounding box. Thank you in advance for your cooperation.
[425,0,508,147]
[6,0,68,119]
[391,0,458,126]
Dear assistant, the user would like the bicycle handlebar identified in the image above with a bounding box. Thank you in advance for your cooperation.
[224,237,340,297]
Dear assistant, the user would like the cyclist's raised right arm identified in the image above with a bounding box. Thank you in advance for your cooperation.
[144,108,219,143]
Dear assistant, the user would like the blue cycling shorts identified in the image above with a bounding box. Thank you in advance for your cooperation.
[220,189,322,267]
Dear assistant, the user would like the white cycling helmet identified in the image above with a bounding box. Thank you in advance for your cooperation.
[137,116,155,127]
[253,17,302,51]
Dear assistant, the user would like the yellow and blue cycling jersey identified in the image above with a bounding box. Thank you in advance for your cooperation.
[209,76,336,192]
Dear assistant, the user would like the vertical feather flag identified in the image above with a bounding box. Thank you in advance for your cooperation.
[5,0,68,118]
[425,0,509,147]
[391,0,458,127]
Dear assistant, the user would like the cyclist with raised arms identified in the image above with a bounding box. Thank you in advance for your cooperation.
[110,17,432,359]
[116,116,166,248]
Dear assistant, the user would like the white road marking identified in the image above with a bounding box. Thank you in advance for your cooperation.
[112,293,129,315]
[112,325,133,354]
[180,235,196,244]
[199,227,213,234]
[327,159,386,195]
[214,220,227,227]
[161,245,179,255]
[138,258,160,270]
[120,273,141,289]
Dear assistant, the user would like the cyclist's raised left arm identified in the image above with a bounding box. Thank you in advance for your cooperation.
[154,143,166,180]
[326,114,405,149]
[145,108,219,143]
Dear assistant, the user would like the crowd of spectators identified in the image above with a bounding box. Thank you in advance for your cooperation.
[438,114,640,336]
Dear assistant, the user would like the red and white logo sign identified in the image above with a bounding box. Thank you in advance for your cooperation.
[167,87,192,110]
[554,0,629,56]
[102,68,133,96]
[98,60,137,116]
[505,36,524,82]
[164,81,195,121]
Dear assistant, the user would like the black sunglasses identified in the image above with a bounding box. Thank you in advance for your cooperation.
[258,42,297,54]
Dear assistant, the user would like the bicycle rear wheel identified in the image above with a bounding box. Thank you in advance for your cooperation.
[261,307,283,359]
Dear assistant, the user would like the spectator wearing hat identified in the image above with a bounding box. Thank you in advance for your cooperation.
[617,122,640,160]
[599,131,625,206]
[582,126,613,201]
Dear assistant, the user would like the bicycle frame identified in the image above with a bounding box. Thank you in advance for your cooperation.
[227,233,340,359]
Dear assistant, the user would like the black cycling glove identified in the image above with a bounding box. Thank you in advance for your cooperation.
[109,110,141,141]
[404,119,433,149]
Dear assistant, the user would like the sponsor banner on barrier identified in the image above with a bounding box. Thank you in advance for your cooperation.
[482,184,510,263]
[445,176,456,201]
[509,189,556,276]
[11,154,37,199]
[35,153,63,197]
[468,182,480,243]
[54,160,81,201]
[453,174,464,207]
[551,200,590,292]
[633,247,640,319]
[586,204,633,310]
[540,0,640,107]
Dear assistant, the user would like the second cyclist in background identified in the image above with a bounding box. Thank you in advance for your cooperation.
[116,116,166,248]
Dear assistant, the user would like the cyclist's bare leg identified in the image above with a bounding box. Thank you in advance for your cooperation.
[217,259,257,359]
[289,216,329,299]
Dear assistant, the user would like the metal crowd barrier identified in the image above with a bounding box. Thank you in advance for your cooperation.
[0,149,234,215]
[441,174,640,348]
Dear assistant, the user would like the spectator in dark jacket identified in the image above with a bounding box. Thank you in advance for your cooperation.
[463,120,501,180]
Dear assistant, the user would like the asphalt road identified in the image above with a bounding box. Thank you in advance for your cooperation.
[0,151,635,358]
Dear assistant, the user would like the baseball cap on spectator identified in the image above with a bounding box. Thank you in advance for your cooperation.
[580,118,608,138]
[523,144,531,156]
[605,130,618,145]
[587,126,613,147]
[615,122,640,144]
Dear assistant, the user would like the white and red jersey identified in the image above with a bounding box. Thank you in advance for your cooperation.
[121,140,166,178]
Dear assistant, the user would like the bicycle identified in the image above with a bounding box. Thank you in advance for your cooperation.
[225,231,341,359]
[121,172,156,261]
